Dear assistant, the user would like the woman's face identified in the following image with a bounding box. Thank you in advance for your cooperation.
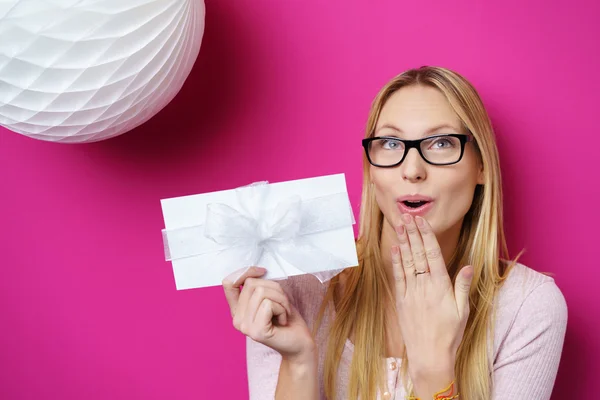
[370,85,484,239]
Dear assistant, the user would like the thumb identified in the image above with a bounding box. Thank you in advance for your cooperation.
[454,265,474,321]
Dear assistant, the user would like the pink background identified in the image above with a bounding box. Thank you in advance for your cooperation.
[1,0,597,398]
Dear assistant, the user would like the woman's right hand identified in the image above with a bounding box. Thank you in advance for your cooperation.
[222,266,316,363]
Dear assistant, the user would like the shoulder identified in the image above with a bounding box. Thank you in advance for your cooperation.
[495,262,567,318]
[492,262,568,358]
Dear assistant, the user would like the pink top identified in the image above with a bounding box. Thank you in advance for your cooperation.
[246,263,568,399]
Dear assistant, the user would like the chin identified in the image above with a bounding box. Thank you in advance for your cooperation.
[427,219,442,236]
[424,214,454,238]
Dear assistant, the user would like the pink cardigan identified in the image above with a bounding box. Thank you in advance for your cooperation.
[246,263,568,399]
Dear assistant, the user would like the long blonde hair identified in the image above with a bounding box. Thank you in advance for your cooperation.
[312,66,522,400]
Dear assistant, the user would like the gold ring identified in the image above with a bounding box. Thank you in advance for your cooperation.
[414,269,430,276]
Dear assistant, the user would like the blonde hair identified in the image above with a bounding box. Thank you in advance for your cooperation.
[312,66,522,400]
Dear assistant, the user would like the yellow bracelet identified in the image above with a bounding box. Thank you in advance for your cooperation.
[434,381,456,398]
[406,380,459,400]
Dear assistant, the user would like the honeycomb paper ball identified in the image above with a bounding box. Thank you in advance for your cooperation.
[0,0,205,143]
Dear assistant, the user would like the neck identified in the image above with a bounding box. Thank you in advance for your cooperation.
[379,218,463,293]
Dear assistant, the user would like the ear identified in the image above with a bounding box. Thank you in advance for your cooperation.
[477,162,485,185]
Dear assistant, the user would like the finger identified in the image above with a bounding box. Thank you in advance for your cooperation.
[244,278,292,314]
[254,299,287,338]
[243,276,289,296]
[235,275,293,328]
[234,277,262,328]
[245,286,292,327]
[232,266,268,287]
[454,265,474,321]
[415,216,448,281]
[222,266,266,317]
[391,245,406,299]
[402,214,429,276]
[395,217,416,289]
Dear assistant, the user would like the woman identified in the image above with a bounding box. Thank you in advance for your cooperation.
[222,66,568,400]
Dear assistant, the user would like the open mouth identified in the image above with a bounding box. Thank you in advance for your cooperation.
[402,200,429,209]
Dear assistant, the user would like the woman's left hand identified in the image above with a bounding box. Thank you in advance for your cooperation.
[392,214,474,396]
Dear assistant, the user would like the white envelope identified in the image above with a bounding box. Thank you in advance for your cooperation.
[160,173,359,290]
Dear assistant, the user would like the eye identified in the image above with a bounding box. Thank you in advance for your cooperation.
[429,136,457,149]
[381,139,402,150]
[433,139,451,148]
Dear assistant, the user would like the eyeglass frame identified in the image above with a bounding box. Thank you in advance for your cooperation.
[361,133,474,167]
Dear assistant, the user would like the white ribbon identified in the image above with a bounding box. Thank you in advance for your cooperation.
[161,181,356,283]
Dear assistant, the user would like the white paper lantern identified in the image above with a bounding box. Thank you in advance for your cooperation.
[0,0,205,143]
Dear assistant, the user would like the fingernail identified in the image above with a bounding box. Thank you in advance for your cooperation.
[464,266,474,279]
[402,214,411,224]
[395,224,405,235]
[415,216,425,228]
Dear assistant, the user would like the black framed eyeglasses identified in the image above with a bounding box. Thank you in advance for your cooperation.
[362,134,474,167]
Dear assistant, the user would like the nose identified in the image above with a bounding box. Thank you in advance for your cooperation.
[400,148,427,182]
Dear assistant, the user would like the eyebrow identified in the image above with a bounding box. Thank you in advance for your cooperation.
[376,123,462,136]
